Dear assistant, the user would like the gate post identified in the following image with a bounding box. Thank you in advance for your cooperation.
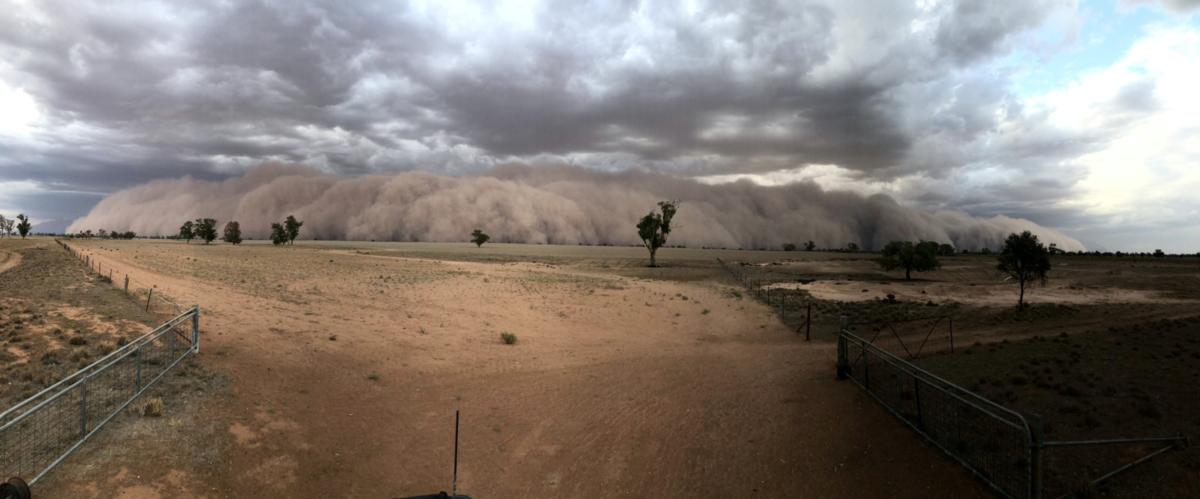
[191,306,200,354]
[1029,414,1045,499]
[836,315,850,379]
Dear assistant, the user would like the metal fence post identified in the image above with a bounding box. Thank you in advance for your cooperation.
[836,333,849,379]
[135,344,142,391]
[1030,415,1045,499]
[191,306,200,354]
[913,377,923,430]
[145,288,152,311]
[79,381,88,438]
[805,303,812,341]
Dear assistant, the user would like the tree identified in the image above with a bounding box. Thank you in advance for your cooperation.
[936,243,956,257]
[0,215,7,237]
[284,215,303,245]
[636,201,677,267]
[2,216,13,237]
[223,221,243,245]
[15,214,31,238]
[1153,249,1165,258]
[996,231,1052,310]
[270,223,289,246]
[804,240,816,251]
[782,243,797,251]
[877,240,941,280]
[193,218,218,244]
[470,229,490,247]
[846,242,860,252]
[179,221,195,244]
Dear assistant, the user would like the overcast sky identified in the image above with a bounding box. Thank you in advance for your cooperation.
[1,0,1197,251]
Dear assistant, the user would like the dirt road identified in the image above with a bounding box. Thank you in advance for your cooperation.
[40,240,986,498]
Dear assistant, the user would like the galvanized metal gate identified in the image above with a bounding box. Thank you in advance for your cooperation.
[0,306,200,485]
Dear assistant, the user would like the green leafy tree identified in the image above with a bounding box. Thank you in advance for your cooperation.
[284,215,303,245]
[179,221,195,244]
[636,201,678,267]
[996,231,1052,310]
[193,218,218,244]
[223,221,243,245]
[15,214,31,238]
[270,223,289,246]
[803,240,816,251]
[877,240,941,280]
[470,229,490,247]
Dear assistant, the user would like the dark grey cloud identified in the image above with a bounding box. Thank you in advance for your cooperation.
[0,0,1120,239]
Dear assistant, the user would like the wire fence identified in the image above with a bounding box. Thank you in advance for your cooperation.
[55,240,184,315]
[716,258,813,339]
[0,306,200,485]
[837,329,1187,498]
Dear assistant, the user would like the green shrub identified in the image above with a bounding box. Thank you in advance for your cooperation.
[500,331,517,345]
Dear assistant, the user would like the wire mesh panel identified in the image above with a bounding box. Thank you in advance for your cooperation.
[840,332,1034,499]
[0,306,199,484]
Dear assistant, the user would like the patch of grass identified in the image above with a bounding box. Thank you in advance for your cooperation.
[136,397,164,417]
[500,331,518,345]
[701,308,710,315]
[367,372,381,382]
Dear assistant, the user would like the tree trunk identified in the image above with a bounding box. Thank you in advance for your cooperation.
[649,248,657,267]
[905,267,911,280]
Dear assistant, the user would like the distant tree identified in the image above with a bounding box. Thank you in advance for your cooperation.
[122,231,136,239]
[97,229,109,239]
[846,242,860,252]
[636,200,678,267]
[193,218,218,244]
[223,221,243,245]
[284,215,303,245]
[803,240,816,251]
[878,240,941,280]
[782,243,797,252]
[0,215,8,237]
[270,223,288,246]
[3,216,14,237]
[15,214,31,238]
[996,231,1052,310]
[470,229,490,247]
[936,243,956,256]
[1048,243,1066,255]
[980,247,992,255]
[179,221,195,244]
[1153,249,1165,258]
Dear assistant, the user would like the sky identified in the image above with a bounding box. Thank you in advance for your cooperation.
[0,0,1197,251]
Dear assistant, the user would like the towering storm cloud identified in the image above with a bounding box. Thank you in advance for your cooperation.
[69,163,1084,252]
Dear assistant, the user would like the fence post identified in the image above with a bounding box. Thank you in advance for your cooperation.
[913,377,923,430]
[836,333,849,379]
[863,342,871,389]
[79,380,88,437]
[192,306,200,354]
[806,303,812,341]
[135,344,142,391]
[1029,415,1045,499]
[949,317,955,354]
[124,275,129,294]
[145,288,153,311]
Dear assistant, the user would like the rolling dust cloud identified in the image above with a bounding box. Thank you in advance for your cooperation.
[68,163,1085,252]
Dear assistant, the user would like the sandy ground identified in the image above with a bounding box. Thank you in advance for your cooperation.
[0,248,20,275]
[27,239,990,498]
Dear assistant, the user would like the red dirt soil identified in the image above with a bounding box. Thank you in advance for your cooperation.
[38,240,987,498]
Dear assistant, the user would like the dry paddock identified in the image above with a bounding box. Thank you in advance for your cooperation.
[8,237,1011,498]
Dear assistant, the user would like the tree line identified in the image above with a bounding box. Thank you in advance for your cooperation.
[173,215,302,246]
